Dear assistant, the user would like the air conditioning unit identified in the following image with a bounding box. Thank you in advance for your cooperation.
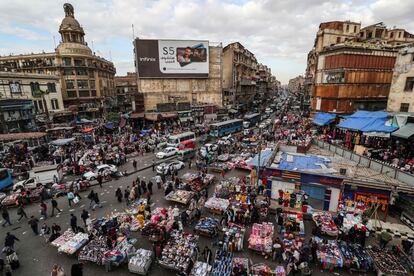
[340,168,347,175]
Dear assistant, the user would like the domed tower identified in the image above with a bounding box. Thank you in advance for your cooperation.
[59,3,85,44]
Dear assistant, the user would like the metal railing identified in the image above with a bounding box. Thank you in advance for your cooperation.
[314,140,414,186]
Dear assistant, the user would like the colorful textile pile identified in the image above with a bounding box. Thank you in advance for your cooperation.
[78,236,108,265]
[312,212,338,236]
[212,250,233,276]
[128,248,153,274]
[195,217,220,236]
[338,242,373,271]
[190,261,212,276]
[248,223,274,253]
[58,232,89,255]
[204,197,230,212]
[316,240,344,269]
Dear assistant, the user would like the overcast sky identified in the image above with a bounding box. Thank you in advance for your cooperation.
[0,0,413,84]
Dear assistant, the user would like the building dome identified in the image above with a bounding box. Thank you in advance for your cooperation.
[59,3,85,43]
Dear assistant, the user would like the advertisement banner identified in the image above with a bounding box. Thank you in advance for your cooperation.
[135,39,209,78]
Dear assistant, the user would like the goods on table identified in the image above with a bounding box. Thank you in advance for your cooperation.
[195,217,220,237]
[125,198,148,215]
[159,230,198,272]
[51,229,75,248]
[248,223,274,254]
[58,232,89,255]
[103,238,136,268]
[217,154,230,162]
[214,177,242,199]
[1,193,19,207]
[165,190,194,205]
[223,223,245,252]
[312,212,338,236]
[316,239,343,270]
[283,211,305,236]
[128,248,153,275]
[204,197,229,214]
[211,250,233,276]
[181,173,215,192]
[275,265,286,276]
[251,263,272,276]
[78,236,108,265]
[367,247,407,276]
[338,242,373,272]
[232,257,249,275]
[210,162,231,172]
[338,199,369,215]
[190,261,212,276]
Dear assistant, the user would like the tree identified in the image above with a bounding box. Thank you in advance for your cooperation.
[106,112,120,122]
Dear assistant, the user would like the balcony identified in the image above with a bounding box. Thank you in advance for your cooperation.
[240,78,256,86]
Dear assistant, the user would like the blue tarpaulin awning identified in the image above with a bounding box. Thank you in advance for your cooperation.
[247,149,273,167]
[337,111,397,133]
[313,112,336,126]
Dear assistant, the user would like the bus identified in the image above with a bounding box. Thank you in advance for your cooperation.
[167,131,196,147]
[243,113,261,128]
[0,168,13,190]
[209,119,243,137]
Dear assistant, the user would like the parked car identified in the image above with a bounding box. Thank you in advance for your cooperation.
[177,148,196,161]
[178,139,196,150]
[83,164,118,181]
[156,161,185,175]
[156,147,178,159]
[201,143,218,153]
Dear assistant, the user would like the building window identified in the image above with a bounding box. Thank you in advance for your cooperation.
[67,91,77,98]
[367,32,373,38]
[400,103,410,112]
[51,99,59,110]
[77,80,89,89]
[79,91,90,97]
[404,77,414,92]
[346,25,349,32]
[38,100,43,111]
[390,32,394,39]
[89,80,96,89]
[336,37,341,43]
[65,80,75,89]
[30,82,40,96]
[64,69,75,75]
[33,101,38,113]
[63,57,72,66]
[399,32,402,38]
[76,69,88,76]
[47,82,56,93]
[354,25,357,33]
[74,59,85,66]
[91,90,97,97]
[9,82,21,94]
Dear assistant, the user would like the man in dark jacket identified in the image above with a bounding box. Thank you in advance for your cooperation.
[80,210,89,227]
[17,205,28,221]
[51,198,62,217]
[4,232,19,249]
[1,207,12,227]
[71,262,83,276]
[70,214,78,233]
[28,216,39,235]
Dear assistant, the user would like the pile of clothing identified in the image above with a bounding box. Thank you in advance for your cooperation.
[338,242,373,271]
[194,217,220,236]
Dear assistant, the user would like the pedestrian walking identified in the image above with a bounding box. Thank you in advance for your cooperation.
[2,206,12,227]
[28,216,39,235]
[70,214,78,233]
[16,205,27,221]
[141,180,147,194]
[67,191,75,207]
[4,232,19,249]
[71,262,84,276]
[40,201,48,219]
[81,210,89,227]
[152,160,155,172]
[189,160,192,169]
[133,159,137,170]
[124,187,130,206]
[115,188,122,203]
[148,181,153,195]
[134,184,141,198]
[51,264,65,276]
[97,173,103,188]
[155,175,162,190]
[87,190,95,209]
[51,198,62,217]
[93,192,102,209]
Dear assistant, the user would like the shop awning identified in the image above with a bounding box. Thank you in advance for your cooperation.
[145,113,160,121]
[50,137,75,146]
[130,112,145,119]
[80,127,95,133]
[337,110,396,133]
[179,117,193,123]
[391,123,414,139]
[247,149,273,167]
[161,112,178,119]
[313,112,336,126]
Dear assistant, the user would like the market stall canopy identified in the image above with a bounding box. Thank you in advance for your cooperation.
[161,112,178,119]
[391,123,414,139]
[104,122,115,130]
[46,126,74,132]
[145,113,160,121]
[228,109,238,114]
[247,149,273,167]
[0,132,46,142]
[80,127,95,133]
[337,111,396,133]
[50,138,75,146]
[130,112,145,119]
[313,112,336,126]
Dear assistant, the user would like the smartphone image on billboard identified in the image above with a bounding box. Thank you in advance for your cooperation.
[176,45,207,67]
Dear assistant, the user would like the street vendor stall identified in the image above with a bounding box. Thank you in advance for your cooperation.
[204,197,230,215]
[248,223,274,256]
[337,241,373,273]
[232,257,250,275]
[181,172,215,192]
[128,248,153,275]
[158,230,199,272]
[315,238,344,270]
[312,211,339,236]
[209,162,232,173]
[214,177,242,199]
[282,210,305,236]
[223,222,245,252]
[103,237,136,272]
[165,190,194,205]
[367,247,408,276]
[51,229,75,248]
[195,217,220,237]
[212,250,233,276]
[58,232,89,255]
[141,207,172,242]
[78,236,108,265]
[190,261,212,276]
[251,263,274,276]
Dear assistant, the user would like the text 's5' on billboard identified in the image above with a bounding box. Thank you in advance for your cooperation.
[134,39,209,78]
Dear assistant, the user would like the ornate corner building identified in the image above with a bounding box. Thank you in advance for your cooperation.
[0,3,116,114]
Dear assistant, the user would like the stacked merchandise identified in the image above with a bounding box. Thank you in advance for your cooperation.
[312,212,339,236]
[58,232,89,254]
[232,257,249,275]
[341,213,363,233]
[392,246,414,274]
[251,263,272,276]
[282,235,304,258]
[103,238,136,268]
[190,261,212,276]
[204,197,229,214]
[158,230,199,272]
[181,173,215,192]
[367,247,407,276]
[210,162,231,172]
[248,223,274,254]
[214,177,241,199]
[194,217,220,237]
[283,211,305,236]
[128,248,153,275]
[316,240,344,270]
[165,190,194,205]
[338,242,373,272]
[275,266,286,276]
[211,250,233,276]
[338,199,369,215]
[51,229,75,248]
[78,236,108,265]
[223,223,245,252]
[125,199,148,215]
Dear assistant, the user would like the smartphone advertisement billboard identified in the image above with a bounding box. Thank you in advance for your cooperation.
[135,39,209,78]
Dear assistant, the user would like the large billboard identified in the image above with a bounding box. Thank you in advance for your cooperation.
[135,39,209,78]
